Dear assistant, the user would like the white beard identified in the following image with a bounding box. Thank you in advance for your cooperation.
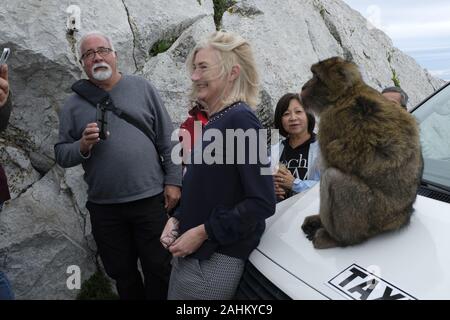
[92,62,113,81]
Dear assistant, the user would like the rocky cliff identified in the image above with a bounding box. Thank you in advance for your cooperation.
[0,0,444,299]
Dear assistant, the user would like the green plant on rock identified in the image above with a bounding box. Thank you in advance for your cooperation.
[391,68,401,87]
[76,271,118,300]
[213,0,237,30]
[150,37,176,57]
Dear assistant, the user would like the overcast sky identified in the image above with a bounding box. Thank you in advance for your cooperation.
[343,0,450,80]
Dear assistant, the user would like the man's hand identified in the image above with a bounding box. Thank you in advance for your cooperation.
[164,185,181,211]
[169,224,208,257]
[160,217,179,249]
[0,64,9,108]
[80,123,100,156]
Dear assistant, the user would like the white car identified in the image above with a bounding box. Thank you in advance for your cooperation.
[236,83,450,300]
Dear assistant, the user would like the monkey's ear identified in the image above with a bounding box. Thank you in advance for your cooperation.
[336,62,361,87]
[311,63,326,84]
[336,67,353,85]
[336,67,349,81]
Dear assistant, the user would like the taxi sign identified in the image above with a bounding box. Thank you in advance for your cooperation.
[328,264,416,300]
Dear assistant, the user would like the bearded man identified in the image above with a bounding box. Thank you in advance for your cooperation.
[54,31,182,300]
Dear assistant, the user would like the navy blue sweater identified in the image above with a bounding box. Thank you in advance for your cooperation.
[174,102,276,260]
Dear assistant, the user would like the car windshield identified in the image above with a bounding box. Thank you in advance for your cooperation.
[413,83,450,191]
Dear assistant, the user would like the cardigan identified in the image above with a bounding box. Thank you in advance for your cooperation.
[174,102,276,260]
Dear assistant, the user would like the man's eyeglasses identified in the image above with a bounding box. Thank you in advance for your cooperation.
[80,47,113,62]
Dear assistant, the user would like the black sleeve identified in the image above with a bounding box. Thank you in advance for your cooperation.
[0,92,12,132]
[204,109,276,245]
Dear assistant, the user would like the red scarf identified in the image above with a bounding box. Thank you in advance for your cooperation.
[179,106,208,153]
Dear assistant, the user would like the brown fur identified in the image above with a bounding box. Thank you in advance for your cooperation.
[300,57,423,249]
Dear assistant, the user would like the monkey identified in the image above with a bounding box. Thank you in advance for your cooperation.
[300,57,423,249]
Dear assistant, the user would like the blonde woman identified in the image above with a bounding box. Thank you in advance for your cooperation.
[160,31,276,300]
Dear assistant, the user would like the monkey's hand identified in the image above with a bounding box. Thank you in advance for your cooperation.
[302,214,322,241]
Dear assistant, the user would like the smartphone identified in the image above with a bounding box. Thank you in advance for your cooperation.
[0,48,10,65]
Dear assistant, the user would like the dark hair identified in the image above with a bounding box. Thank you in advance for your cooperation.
[274,93,315,137]
[382,86,409,108]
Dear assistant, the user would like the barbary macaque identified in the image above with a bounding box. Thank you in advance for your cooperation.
[300,57,423,249]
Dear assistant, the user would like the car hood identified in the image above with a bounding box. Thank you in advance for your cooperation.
[256,184,450,300]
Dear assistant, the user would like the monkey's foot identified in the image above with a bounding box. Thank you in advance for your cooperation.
[312,228,340,249]
[302,214,322,241]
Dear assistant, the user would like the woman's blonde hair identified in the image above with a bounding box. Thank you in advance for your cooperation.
[186,30,260,108]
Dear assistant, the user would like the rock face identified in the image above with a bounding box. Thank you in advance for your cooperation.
[221,0,443,110]
[0,0,445,299]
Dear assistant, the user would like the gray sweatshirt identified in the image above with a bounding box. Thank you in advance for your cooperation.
[54,75,182,204]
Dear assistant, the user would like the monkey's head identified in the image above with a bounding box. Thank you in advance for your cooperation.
[301,57,363,115]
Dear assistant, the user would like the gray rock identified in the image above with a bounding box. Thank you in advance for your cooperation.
[0,144,41,199]
[0,167,96,299]
[1,230,96,300]
[0,0,446,299]
[312,0,444,107]
[142,16,216,124]
[0,0,136,174]
[122,0,214,71]
[222,0,445,108]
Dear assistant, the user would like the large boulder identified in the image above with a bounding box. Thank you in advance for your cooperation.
[0,0,445,299]
[221,0,443,111]
[0,167,95,299]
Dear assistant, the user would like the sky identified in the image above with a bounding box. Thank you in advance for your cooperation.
[343,0,450,80]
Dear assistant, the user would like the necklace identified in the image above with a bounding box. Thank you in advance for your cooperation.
[205,102,242,126]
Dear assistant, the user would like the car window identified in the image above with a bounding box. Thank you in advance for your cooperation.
[413,84,450,190]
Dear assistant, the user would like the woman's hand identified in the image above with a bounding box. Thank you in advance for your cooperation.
[274,181,286,200]
[160,217,179,249]
[274,166,295,190]
[169,224,208,257]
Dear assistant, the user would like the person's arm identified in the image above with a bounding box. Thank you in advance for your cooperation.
[147,82,183,187]
[0,92,12,132]
[204,111,276,245]
[291,178,319,193]
[0,63,11,132]
[276,164,319,195]
[54,102,97,168]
